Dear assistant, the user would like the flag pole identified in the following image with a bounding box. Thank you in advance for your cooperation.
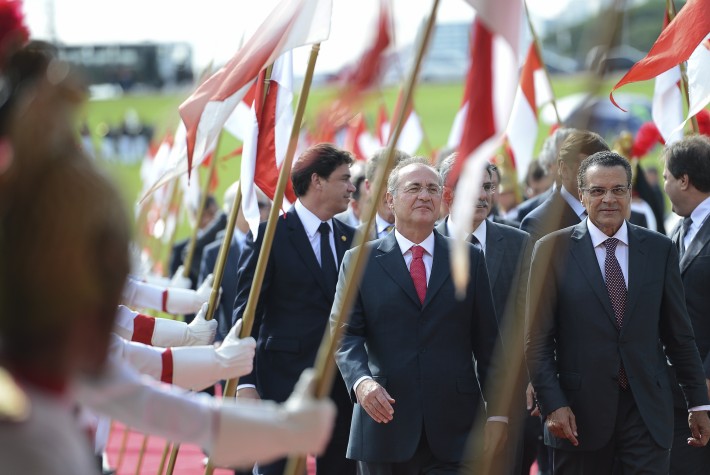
[160,180,184,275]
[666,0,700,133]
[524,0,562,125]
[179,134,223,283]
[282,0,442,473]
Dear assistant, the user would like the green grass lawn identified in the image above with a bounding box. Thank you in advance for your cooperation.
[87,72,662,253]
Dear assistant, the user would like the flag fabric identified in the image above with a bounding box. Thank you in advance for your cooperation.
[685,32,710,125]
[610,0,710,114]
[381,91,424,155]
[505,43,554,180]
[179,0,332,175]
[240,52,297,239]
[651,9,684,144]
[449,0,522,295]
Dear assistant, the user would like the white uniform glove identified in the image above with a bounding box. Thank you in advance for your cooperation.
[169,265,193,289]
[152,303,217,347]
[171,319,256,391]
[210,369,336,468]
[164,274,216,315]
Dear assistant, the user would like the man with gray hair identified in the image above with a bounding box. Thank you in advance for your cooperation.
[334,157,507,473]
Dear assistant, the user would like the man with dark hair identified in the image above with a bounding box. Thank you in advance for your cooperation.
[232,142,357,475]
[526,151,710,474]
[663,135,710,475]
[437,158,531,474]
[334,157,507,474]
[521,130,608,242]
[335,174,367,227]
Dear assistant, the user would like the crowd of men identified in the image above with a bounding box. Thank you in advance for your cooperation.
[2,40,710,475]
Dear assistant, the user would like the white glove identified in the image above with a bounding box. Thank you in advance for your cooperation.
[210,369,336,468]
[164,274,215,315]
[152,304,217,347]
[171,320,255,391]
[170,265,192,289]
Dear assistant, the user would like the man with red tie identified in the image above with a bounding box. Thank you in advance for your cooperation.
[334,158,507,474]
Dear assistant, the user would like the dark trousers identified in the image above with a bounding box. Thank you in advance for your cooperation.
[360,428,466,475]
[256,379,355,475]
[552,389,669,475]
[669,405,710,475]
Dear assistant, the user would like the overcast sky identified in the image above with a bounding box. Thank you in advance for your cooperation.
[24,0,594,74]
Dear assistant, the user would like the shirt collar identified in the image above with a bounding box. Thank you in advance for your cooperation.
[560,185,586,218]
[376,213,393,234]
[394,229,435,257]
[472,219,487,248]
[587,218,629,248]
[295,199,331,239]
[690,195,710,228]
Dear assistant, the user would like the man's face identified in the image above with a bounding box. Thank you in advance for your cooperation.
[387,164,442,231]
[662,159,685,216]
[473,173,494,226]
[580,165,631,237]
[320,163,356,218]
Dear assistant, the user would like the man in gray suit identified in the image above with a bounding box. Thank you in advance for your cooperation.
[436,157,532,474]
[663,136,710,474]
[334,158,507,474]
[526,151,710,474]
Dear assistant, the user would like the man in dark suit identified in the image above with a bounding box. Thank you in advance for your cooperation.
[199,183,271,340]
[232,143,357,475]
[436,158,532,474]
[663,136,710,474]
[334,158,507,474]
[525,151,710,474]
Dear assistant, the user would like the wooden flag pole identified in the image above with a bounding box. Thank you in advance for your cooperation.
[282,0,442,473]
[156,442,171,475]
[219,43,323,407]
[666,0,699,134]
[180,133,223,282]
[461,2,627,474]
[524,0,562,125]
[134,434,150,475]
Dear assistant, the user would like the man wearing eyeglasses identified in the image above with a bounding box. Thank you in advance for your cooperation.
[435,157,532,474]
[526,151,710,474]
[334,157,507,474]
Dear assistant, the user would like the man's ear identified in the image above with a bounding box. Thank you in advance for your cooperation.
[386,192,394,209]
[679,174,690,191]
[311,172,321,190]
[442,186,454,206]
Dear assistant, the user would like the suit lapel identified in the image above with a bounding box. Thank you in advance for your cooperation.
[286,208,331,298]
[485,222,504,286]
[332,219,352,265]
[623,224,648,331]
[423,231,451,308]
[569,222,617,328]
[375,233,422,307]
[680,218,710,274]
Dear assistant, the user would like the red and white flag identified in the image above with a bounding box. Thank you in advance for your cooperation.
[611,0,710,134]
[505,43,554,181]
[179,0,332,175]
[449,0,522,295]
[652,10,684,144]
[240,52,297,239]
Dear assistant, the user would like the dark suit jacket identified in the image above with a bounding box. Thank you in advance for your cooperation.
[199,230,242,340]
[334,230,504,463]
[169,212,228,288]
[232,206,355,403]
[670,215,710,405]
[515,187,553,223]
[525,220,709,451]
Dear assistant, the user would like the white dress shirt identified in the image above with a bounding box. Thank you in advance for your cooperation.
[446,218,487,254]
[295,199,338,272]
[561,185,587,220]
[685,196,710,249]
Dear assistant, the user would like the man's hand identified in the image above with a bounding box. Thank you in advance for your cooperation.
[688,410,710,447]
[526,382,540,416]
[236,387,260,400]
[355,379,395,423]
[483,421,508,453]
[546,406,578,446]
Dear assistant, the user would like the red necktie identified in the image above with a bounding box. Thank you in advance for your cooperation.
[604,238,628,389]
[410,245,427,304]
